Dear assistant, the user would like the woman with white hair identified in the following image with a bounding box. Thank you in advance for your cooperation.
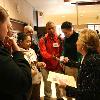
[59,28,100,100]
[24,25,34,35]
[24,25,40,59]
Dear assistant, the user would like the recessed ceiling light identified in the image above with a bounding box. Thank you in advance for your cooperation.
[62,16,65,17]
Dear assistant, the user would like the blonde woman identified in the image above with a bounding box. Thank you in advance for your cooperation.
[59,28,100,100]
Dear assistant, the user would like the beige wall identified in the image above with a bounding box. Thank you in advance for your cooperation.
[43,13,100,26]
[0,0,34,26]
[0,0,100,27]
[73,24,88,32]
[44,14,77,25]
[43,5,100,26]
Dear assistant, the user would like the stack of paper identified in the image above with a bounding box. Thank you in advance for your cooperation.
[47,71,76,88]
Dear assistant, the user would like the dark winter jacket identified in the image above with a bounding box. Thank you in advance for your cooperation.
[0,43,32,100]
[65,50,100,100]
[63,31,79,61]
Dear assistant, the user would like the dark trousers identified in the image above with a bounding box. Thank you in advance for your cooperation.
[30,83,41,100]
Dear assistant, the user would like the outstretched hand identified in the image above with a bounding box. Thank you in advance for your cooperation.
[62,57,69,64]
[37,62,46,68]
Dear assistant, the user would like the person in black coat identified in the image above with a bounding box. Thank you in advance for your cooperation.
[0,6,32,100]
[61,21,79,61]
[61,21,82,83]
[59,28,100,100]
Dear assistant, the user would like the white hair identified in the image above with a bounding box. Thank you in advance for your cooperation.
[24,25,33,33]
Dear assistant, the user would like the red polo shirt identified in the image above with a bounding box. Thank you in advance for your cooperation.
[39,33,62,71]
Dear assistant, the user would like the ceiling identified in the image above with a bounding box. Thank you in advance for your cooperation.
[26,0,100,15]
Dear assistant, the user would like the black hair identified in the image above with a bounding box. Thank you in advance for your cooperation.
[96,30,100,39]
[46,21,55,28]
[34,26,38,31]
[61,21,72,29]
[17,32,30,43]
[96,30,99,34]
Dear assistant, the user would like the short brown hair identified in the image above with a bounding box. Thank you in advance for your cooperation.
[0,6,9,24]
[46,21,55,28]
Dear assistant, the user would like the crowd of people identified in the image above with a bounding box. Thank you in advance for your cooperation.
[0,5,100,100]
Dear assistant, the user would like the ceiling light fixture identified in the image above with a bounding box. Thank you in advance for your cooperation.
[62,16,65,17]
